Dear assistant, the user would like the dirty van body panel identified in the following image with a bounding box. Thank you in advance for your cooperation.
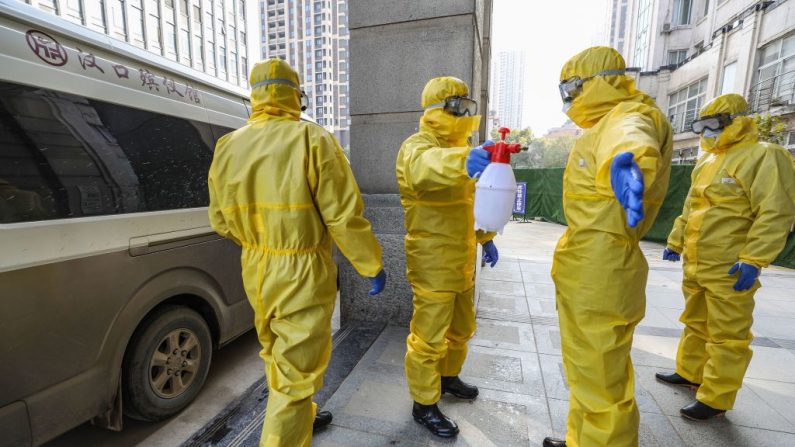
[0,236,249,445]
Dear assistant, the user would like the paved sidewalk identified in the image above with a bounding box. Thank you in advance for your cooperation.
[315,221,795,446]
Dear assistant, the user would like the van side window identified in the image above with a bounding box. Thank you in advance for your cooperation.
[0,80,220,223]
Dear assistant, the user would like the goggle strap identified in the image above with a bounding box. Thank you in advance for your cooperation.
[251,78,301,91]
[424,102,446,111]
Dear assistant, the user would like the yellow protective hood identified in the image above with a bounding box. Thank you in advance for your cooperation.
[419,77,480,146]
[698,94,758,153]
[248,58,302,122]
[560,46,654,129]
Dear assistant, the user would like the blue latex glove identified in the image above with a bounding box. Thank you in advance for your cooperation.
[368,270,387,296]
[610,152,645,228]
[662,247,681,262]
[466,140,495,178]
[728,262,759,291]
[482,240,499,268]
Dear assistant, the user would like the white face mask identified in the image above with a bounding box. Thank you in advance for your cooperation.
[703,128,723,138]
[562,101,572,114]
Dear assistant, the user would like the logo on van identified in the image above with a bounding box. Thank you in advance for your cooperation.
[26,30,68,67]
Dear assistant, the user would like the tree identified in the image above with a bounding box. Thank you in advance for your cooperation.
[754,114,788,145]
[489,126,534,147]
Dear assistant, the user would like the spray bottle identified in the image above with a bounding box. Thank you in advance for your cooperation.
[474,127,524,233]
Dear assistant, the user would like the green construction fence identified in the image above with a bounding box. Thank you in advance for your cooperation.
[512,166,795,269]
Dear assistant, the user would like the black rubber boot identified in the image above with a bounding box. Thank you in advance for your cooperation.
[543,437,566,447]
[412,402,459,438]
[441,376,479,400]
[655,372,700,390]
[680,400,726,421]
[313,410,333,431]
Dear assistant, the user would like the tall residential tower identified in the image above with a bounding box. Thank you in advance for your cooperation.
[259,0,349,146]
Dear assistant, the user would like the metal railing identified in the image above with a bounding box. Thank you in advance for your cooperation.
[748,70,795,114]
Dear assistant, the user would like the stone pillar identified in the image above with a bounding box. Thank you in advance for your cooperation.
[339,0,492,327]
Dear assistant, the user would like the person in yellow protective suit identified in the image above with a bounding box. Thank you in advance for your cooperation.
[656,93,795,421]
[396,76,498,439]
[208,58,386,447]
[543,47,673,447]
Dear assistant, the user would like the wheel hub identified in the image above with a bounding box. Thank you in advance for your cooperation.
[149,328,201,399]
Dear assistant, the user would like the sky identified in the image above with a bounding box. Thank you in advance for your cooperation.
[491,0,608,135]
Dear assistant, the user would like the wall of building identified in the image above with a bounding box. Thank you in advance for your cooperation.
[341,0,492,326]
[623,0,795,162]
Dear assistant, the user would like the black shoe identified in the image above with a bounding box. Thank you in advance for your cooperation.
[441,376,479,400]
[412,402,459,438]
[680,400,726,421]
[313,410,333,431]
[543,437,566,447]
[655,372,700,390]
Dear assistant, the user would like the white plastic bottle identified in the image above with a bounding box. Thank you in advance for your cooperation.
[474,128,523,233]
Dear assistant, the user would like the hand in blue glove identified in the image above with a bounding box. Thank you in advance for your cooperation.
[368,270,387,296]
[610,151,645,228]
[482,240,499,268]
[466,140,495,178]
[662,247,681,262]
[728,262,759,291]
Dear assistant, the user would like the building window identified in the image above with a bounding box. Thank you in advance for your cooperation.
[219,47,226,71]
[633,0,652,70]
[667,78,707,133]
[721,62,737,95]
[751,34,795,111]
[231,52,238,77]
[672,0,692,26]
[667,49,688,65]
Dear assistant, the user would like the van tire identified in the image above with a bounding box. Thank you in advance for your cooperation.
[122,305,212,422]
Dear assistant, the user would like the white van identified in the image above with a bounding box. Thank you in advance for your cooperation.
[0,3,272,445]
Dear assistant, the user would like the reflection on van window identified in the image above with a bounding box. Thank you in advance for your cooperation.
[0,80,227,223]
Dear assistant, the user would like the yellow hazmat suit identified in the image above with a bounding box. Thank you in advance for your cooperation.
[551,47,672,447]
[667,94,795,410]
[396,77,493,405]
[208,59,383,447]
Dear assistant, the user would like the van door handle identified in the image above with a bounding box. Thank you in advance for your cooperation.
[129,227,219,256]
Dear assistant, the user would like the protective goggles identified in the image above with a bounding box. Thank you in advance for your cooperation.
[251,78,309,111]
[690,113,736,134]
[425,96,478,117]
[559,69,627,103]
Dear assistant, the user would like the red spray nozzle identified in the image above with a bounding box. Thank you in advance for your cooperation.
[485,127,522,163]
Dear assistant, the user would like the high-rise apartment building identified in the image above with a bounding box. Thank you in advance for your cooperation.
[18,0,251,90]
[606,0,631,57]
[489,50,526,131]
[609,0,794,163]
[259,0,349,147]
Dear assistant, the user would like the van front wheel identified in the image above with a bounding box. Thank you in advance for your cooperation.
[123,306,212,421]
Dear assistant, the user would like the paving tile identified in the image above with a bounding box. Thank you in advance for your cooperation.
[640,307,683,330]
[526,297,558,318]
[313,425,423,446]
[744,379,795,427]
[631,334,680,369]
[669,416,795,447]
[477,291,529,315]
[746,345,795,382]
[471,319,536,352]
[752,316,795,340]
[524,283,556,301]
[478,279,526,297]
[532,325,562,355]
[478,267,524,283]
[460,345,544,397]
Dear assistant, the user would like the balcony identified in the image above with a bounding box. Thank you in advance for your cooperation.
[749,70,795,114]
